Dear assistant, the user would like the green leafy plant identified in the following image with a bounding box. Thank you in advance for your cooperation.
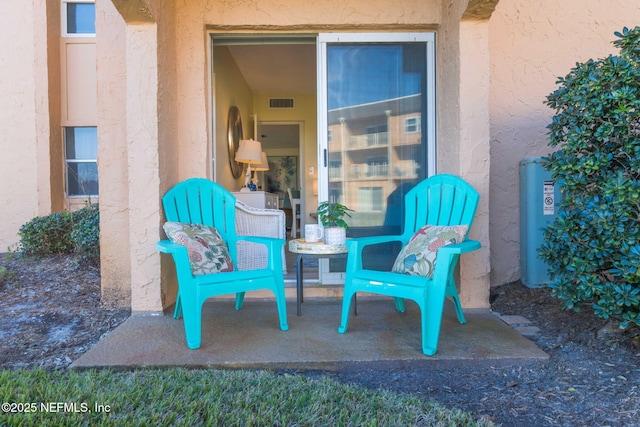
[316,201,353,229]
[17,203,100,268]
[539,26,640,328]
[71,203,100,268]
[18,211,76,255]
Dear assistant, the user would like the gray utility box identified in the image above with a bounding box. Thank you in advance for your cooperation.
[519,157,562,288]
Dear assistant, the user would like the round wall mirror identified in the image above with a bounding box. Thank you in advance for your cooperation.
[227,106,244,179]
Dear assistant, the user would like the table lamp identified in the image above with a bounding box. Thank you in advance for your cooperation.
[235,139,263,192]
[251,152,269,189]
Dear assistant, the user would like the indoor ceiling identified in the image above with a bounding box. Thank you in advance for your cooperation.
[226,43,316,150]
[227,44,316,94]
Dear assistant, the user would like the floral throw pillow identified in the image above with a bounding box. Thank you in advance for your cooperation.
[163,222,234,276]
[391,225,468,278]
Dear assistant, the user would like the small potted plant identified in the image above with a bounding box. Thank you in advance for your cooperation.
[316,201,353,245]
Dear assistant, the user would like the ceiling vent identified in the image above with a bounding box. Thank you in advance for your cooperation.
[269,98,294,109]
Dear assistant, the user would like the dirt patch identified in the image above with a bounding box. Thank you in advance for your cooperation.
[1,253,639,425]
[299,284,640,426]
[0,253,129,370]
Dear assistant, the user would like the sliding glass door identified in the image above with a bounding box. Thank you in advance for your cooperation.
[317,33,435,283]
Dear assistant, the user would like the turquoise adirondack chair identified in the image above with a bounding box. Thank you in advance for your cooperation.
[156,178,288,349]
[338,174,481,356]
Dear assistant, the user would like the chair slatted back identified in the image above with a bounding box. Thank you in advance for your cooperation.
[161,178,237,241]
[403,174,479,239]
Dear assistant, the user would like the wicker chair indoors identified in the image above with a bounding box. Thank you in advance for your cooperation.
[235,200,287,273]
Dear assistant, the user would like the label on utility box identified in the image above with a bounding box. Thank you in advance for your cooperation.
[543,180,555,215]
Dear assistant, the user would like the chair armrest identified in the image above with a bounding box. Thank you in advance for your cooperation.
[346,235,405,272]
[156,240,195,282]
[156,239,188,255]
[430,240,481,283]
[346,235,405,252]
[436,239,481,256]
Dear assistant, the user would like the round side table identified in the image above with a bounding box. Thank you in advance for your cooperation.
[288,239,355,316]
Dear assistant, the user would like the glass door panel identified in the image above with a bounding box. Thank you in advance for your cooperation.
[318,33,435,282]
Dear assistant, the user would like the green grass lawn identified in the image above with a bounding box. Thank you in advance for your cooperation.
[0,368,495,426]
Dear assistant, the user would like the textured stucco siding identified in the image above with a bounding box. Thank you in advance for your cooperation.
[488,0,640,286]
[6,0,640,313]
[0,1,45,250]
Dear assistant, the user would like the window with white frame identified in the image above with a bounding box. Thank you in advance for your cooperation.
[63,1,95,36]
[65,127,98,197]
[405,116,421,133]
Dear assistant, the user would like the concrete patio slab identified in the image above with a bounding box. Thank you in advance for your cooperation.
[71,298,548,370]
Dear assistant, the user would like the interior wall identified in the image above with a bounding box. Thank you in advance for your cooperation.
[488,0,640,286]
[254,93,317,224]
[212,45,255,192]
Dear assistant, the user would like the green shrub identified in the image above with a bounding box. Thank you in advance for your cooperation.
[539,27,640,328]
[17,203,100,268]
[18,211,76,255]
[71,203,100,268]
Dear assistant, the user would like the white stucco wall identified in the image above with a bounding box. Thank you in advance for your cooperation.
[488,0,640,286]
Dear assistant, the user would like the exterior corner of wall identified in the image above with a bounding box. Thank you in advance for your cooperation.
[130,255,164,313]
[160,258,178,310]
[125,201,164,312]
[101,286,132,309]
[460,244,491,309]
[100,262,132,308]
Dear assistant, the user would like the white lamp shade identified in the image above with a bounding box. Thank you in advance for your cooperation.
[253,152,269,171]
[235,139,263,164]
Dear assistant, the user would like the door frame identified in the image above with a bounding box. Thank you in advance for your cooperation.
[316,32,436,284]
[258,121,305,232]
